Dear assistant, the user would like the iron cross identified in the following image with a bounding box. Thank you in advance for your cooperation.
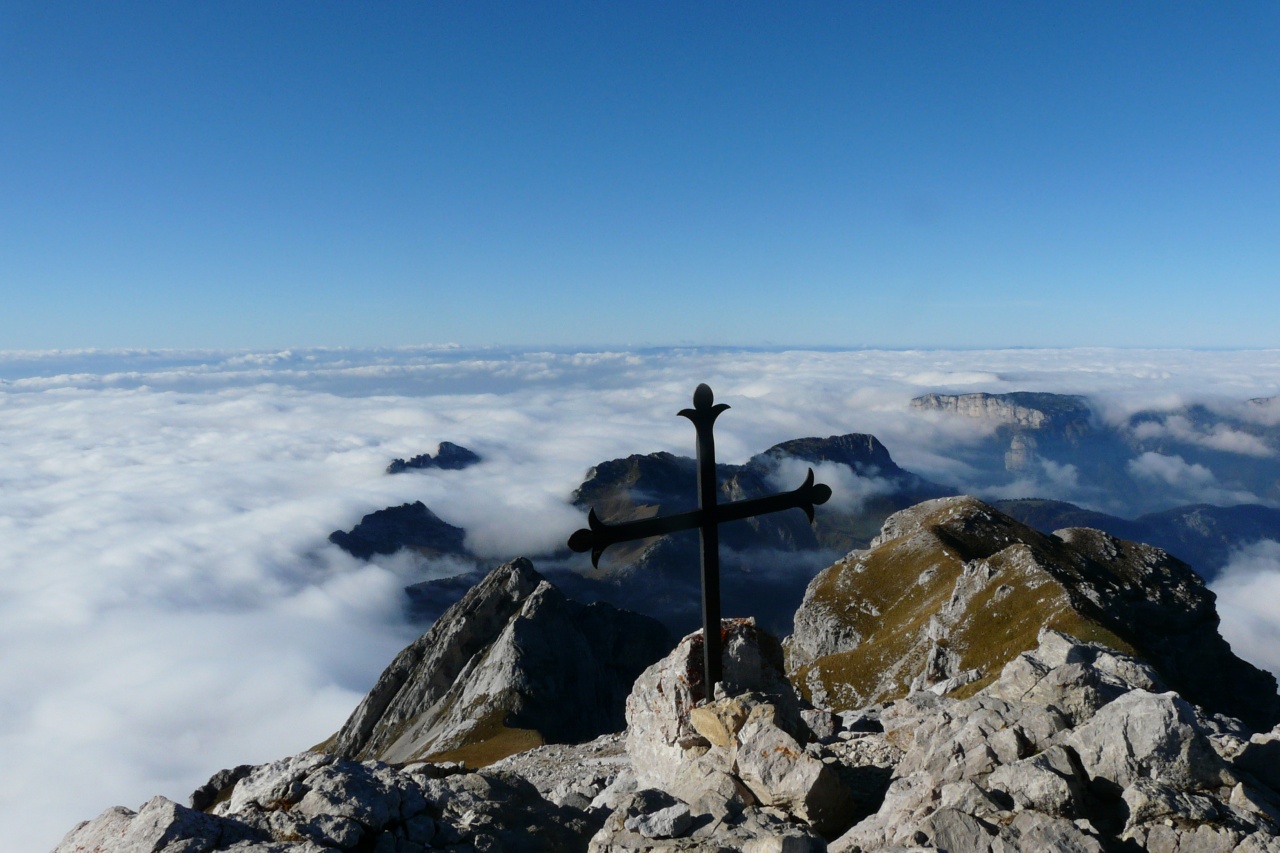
[568,383,832,693]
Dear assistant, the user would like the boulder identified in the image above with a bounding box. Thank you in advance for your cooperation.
[1066,689,1227,792]
[621,619,859,840]
[625,618,796,801]
[733,703,854,835]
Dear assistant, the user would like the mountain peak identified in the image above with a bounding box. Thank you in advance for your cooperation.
[324,558,670,766]
[789,496,1280,731]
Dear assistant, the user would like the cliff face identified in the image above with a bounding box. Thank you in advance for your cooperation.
[911,391,1094,435]
[325,558,671,766]
[787,495,1280,731]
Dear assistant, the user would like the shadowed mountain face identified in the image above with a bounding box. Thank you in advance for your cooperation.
[386,441,481,475]
[996,498,1280,581]
[574,432,952,564]
[328,501,469,561]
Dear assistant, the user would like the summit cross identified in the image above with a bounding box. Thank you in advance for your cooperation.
[568,383,832,693]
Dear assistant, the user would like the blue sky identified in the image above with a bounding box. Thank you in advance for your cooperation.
[2,2,1277,350]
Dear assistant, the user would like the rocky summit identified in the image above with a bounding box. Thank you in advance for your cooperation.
[787,496,1280,732]
[55,498,1280,853]
[323,558,671,766]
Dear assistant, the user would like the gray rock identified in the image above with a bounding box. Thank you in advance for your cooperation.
[1237,730,1280,791]
[1122,777,1220,830]
[1067,689,1226,791]
[995,810,1105,852]
[985,745,1086,817]
[624,803,693,839]
[1232,782,1280,825]
[734,703,854,836]
[217,752,333,815]
[625,618,794,800]
[53,796,263,853]
[919,807,996,853]
[190,765,256,813]
[292,762,406,829]
[328,559,669,764]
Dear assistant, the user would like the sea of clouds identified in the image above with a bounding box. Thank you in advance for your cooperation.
[5,345,1280,851]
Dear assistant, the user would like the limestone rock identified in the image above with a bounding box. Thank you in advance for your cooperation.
[624,801,693,839]
[910,391,1092,432]
[1066,689,1227,791]
[734,703,854,835]
[625,618,796,801]
[1238,730,1280,791]
[487,733,631,810]
[829,629,1280,853]
[54,796,264,853]
[189,765,255,812]
[621,619,861,841]
[690,697,750,747]
[327,558,670,765]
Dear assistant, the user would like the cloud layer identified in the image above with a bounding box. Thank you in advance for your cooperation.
[5,346,1280,850]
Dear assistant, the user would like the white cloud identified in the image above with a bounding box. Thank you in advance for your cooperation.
[1127,451,1218,489]
[5,346,1280,849]
[1211,540,1280,679]
[765,457,896,515]
[1132,414,1275,458]
[1125,450,1259,506]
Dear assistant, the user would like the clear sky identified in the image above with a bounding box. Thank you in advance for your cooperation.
[2,2,1277,350]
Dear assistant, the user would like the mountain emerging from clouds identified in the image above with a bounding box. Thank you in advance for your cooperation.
[368,431,953,636]
[334,391,1280,634]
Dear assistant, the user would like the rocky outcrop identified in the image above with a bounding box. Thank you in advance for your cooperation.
[787,496,1280,731]
[326,558,671,765]
[328,501,470,560]
[828,630,1280,853]
[387,441,482,474]
[594,618,861,850]
[57,753,597,853]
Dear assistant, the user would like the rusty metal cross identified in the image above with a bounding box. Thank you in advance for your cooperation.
[568,383,831,693]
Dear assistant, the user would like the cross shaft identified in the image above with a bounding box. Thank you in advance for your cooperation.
[568,384,831,692]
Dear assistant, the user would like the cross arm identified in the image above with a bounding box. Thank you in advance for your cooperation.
[567,467,832,567]
[714,467,833,525]
[567,506,703,567]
